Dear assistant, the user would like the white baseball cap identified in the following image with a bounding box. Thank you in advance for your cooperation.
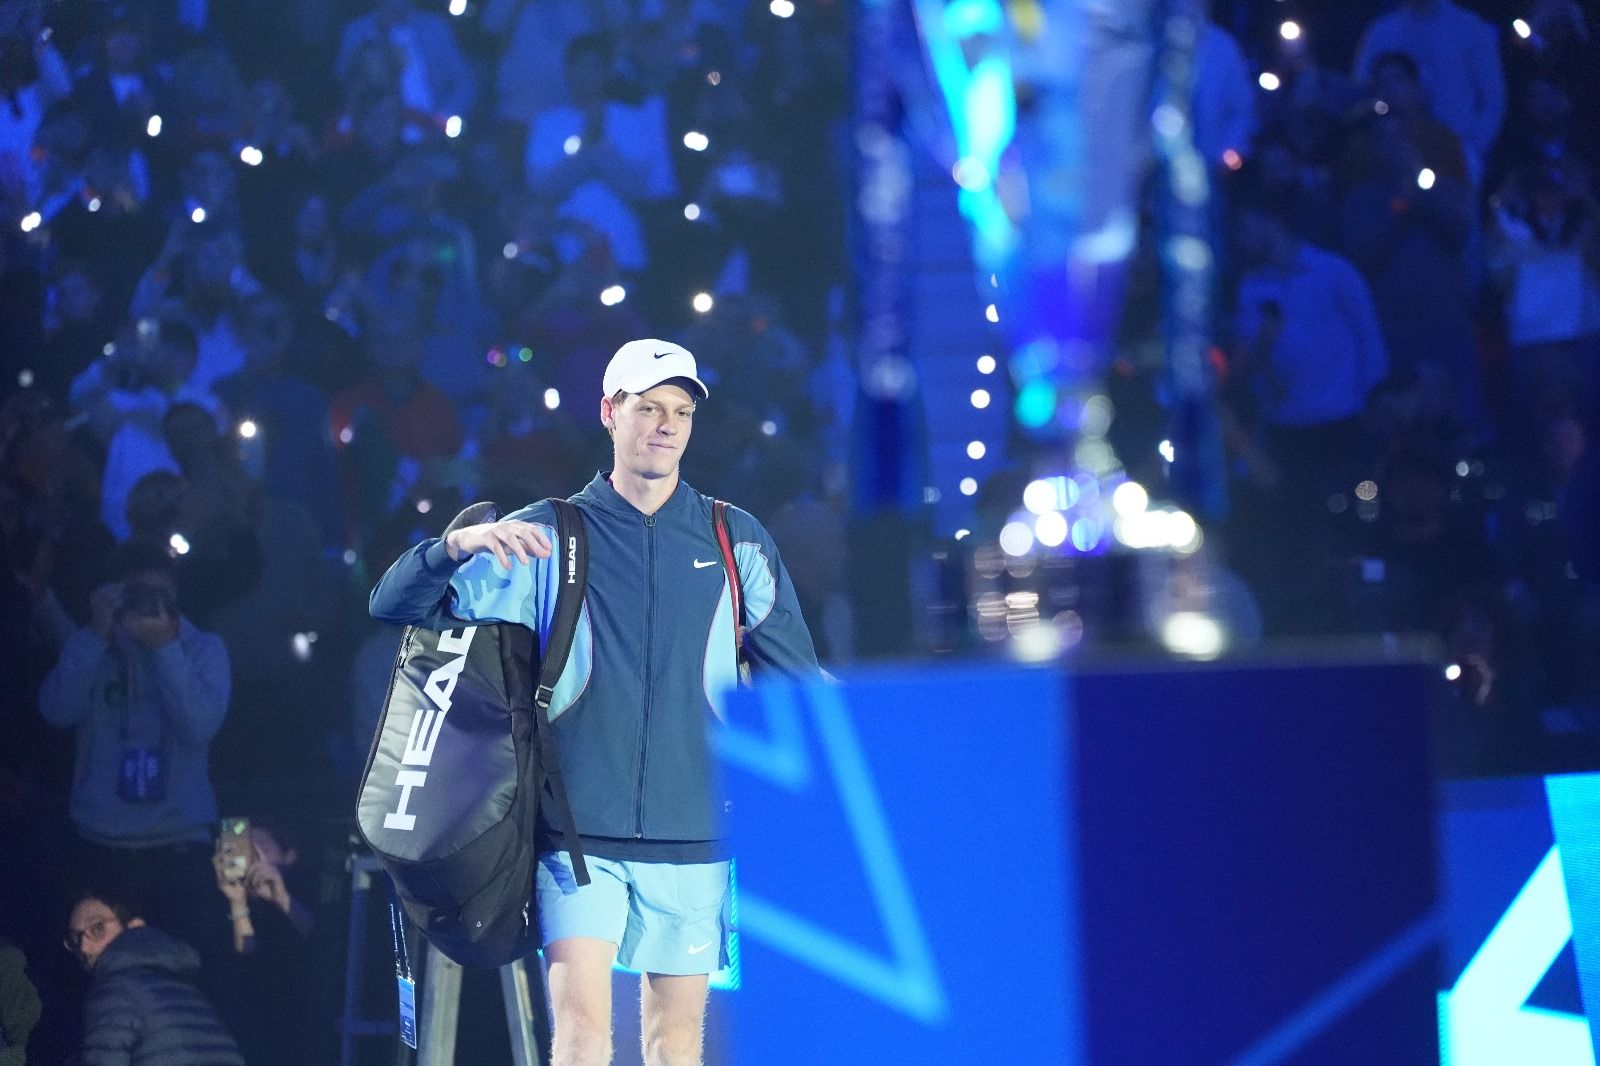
[602,339,709,400]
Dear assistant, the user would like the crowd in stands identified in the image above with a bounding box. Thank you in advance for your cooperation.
[1188,0,1600,774]
[0,0,846,1061]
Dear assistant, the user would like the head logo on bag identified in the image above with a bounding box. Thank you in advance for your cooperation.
[382,627,478,832]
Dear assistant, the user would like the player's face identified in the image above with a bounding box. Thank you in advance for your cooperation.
[606,384,696,481]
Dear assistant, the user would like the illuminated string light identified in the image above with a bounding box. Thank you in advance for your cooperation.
[1035,511,1068,548]
[970,389,991,409]
[683,131,710,152]
[239,145,263,166]
[966,440,987,460]
[444,115,463,138]
[191,206,207,223]
[544,388,561,410]
[684,202,701,221]
[1512,18,1532,39]
[984,304,999,323]
[976,354,996,374]
[959,477,978,496]
[600,285,627,306]
[1258,72,1281,92]
[1445,663,1463,681]
[19,212,41,233]
[999,521,1035,557]
[169,532,191,555]
[693,292,714,313]
[146,114,162,137]
[1417,168,1436,190]
[237,419,258,439]
[1279,20,1302,41]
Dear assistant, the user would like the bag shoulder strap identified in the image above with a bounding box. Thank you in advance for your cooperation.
[536,498,589,885]
[712,500,746,654]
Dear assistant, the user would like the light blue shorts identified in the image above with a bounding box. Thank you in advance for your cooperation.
[535,851,731,976]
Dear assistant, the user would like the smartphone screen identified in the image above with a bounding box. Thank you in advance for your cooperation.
[218,816,250,881]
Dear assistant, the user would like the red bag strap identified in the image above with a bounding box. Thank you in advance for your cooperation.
[712,500,745,650]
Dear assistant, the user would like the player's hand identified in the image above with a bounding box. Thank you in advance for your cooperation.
[445,520,553,569]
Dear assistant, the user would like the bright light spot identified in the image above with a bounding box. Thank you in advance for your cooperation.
[291,632,313,661]
[448,0,467,15]
[19,212,41,233]
[1152,104,1185,138]
[237,419,258,439]
[1445,663,1463,681]
[1023,479,1058,515]
[18,369,35,388]
[1513,18,1532,38]
[1456,461,1471,477]
[414,498,432,514]
[954,529,970,540]
[190,206,207,223]
[1374,100,1390,115]
[503,241,518,259]
[1112,481,1149,518]
[1258,72,1281,92]
[1417,167,1436,190]
[977,354,996,375]
[1162,612,1225,658]
[959,477,978,496]
[761,420,778,436]
[692,291,714,313]
[146,114,162,137]
[1035,511,1069,548]
[563,134,582,156]
[1355,479,1379,501]
[1279,20,1302,41]
[1169,510,1201,553]
[1159,438,1176,463]
[1081,394,1113,438]
[104,342,117,356]
[769,0,796,17]
[239,145,263,166]
[600,285,627,306]
[444,115,463,138]
[683,130,710,152]
[970,389,991,409]
[683,202,701,221]
[169,532,192,555]
[984,304,999,323]
[707,70,722,86]
[967,440,987,460]
[999,521,1035,557]
[87,197,102,212]
[339,426,354,444]
[340,548,357,566]
[544,388,560,410]
[952,157,991,190]
[1222,148,1243,171]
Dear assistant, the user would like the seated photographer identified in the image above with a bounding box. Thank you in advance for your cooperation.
[37,541,232,976]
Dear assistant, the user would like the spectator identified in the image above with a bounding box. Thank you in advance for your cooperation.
[70,9,164,148]
[38,542,231,967]
[64,892,244,1066]
[130,218,260,395]
[335,0,475,136]
[1352,0,1506,179]
[1488,160,1600,428]
[0,936,41,1066]
[1193,20,1256,172]
[1339,51,1479,422]
[524,32,676,274]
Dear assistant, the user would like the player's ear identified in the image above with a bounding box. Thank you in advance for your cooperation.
[599,395,614,431]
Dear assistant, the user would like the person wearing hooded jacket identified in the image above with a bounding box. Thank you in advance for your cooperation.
[65,893,243,1066]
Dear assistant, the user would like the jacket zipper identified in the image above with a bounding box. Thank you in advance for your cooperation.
[634,513,657,837]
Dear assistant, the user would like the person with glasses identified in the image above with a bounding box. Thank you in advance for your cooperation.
[64,892,243,1066]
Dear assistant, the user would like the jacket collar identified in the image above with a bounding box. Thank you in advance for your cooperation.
[579,471,696,517]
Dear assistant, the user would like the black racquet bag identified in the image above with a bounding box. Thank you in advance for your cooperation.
[357,499,590,968]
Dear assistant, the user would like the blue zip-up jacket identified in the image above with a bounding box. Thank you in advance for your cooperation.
[369,472,821,861]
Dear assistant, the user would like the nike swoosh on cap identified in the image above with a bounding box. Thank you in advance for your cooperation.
[654,351,672,359]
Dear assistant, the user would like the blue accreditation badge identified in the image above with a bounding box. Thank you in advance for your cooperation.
[396,975,417,1049]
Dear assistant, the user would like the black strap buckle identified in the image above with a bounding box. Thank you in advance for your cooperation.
[534,683,556,709]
